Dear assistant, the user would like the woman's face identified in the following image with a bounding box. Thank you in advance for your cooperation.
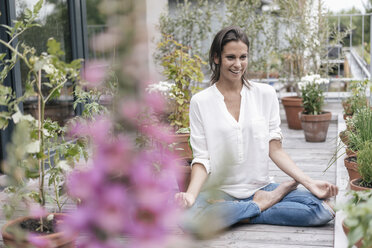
[214,40,248,84]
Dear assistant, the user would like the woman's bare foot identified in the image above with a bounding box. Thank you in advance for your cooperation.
[253,180,298,212]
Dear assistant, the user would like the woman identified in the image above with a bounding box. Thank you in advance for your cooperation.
[175,26,337,236]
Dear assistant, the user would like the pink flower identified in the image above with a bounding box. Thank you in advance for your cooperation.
[81,60,108,88]
[27,233,52,248]
[28,204,48,219]
[67,169,103,200]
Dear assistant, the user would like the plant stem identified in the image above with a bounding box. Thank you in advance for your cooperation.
[44,79,67,103]
[37,70,45,232]
[0,39,31,69]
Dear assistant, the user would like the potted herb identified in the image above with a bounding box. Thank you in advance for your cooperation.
[298,74,331,142]
[342,80,368,120]
[0,1,84,246]
[341,190,372,248]
[350,141,372,191]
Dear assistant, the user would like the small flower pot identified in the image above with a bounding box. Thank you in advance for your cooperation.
[350,178,372,191]
[345,148,357,157]
[281,96,303,130]
[300,111,332,142]
[344,156,360,181]
[1,213,75,248]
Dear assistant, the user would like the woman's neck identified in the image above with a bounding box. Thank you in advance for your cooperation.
[215,79,243,94]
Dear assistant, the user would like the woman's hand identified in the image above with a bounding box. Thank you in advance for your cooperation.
[305,180,338,199]
[175,192,196,208]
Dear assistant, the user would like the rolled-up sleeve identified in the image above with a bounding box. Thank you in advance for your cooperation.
[269,90,283,142]
[189,98,211,174]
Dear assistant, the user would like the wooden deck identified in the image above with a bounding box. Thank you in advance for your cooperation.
[0,102,350,248]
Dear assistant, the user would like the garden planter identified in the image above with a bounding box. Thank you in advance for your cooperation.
[300,112,332,142]
[281,96,303,130]
[342,221,368,248]
[345,148,357,157]
[339,130,349,146]
[1,213,75,248]
[171,133,192,160]
[350,178,372,191]
[344,156,360,181]
[176,158,192,192]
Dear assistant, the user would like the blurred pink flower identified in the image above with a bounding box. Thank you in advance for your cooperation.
[27,233,52,248]
[81,60,108,88]
[28,204,48,219]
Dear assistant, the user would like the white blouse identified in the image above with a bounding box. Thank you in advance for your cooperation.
[189,82,283,199]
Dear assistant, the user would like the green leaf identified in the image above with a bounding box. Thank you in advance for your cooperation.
[47,38,64,57]
[0,53,6,61]
[33,0,44,14]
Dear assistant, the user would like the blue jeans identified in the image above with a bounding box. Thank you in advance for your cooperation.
[180,183,335,235]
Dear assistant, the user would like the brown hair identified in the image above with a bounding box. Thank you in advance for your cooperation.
[209,26,250,85]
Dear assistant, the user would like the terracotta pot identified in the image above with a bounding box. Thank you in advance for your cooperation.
[171,133,192,160]
[176,158,192,192]
[281,96,303,130]
[350,178,372,191]
[300,111,332,142]
[344,156,360,181]
[343,114,353,120]
[339,130,349,146]
[1,213,75,248]
[345,148,357,157]
[342,221,367,248]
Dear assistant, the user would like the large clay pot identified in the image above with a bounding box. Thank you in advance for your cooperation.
[281,96,303,130]
[171,133,192,160]
[344,156,360,181]
[300,111,332,142]
[1,213,75,248]
[350,178,372,191]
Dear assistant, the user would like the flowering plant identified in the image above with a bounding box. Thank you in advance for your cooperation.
[298,74,329,115]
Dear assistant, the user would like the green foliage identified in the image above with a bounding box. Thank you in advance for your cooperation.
[158,36,206,130]
[340,190,372,248]
[342,80,368,116]
[300,82,325,115]
[348,107,372,152]
[156,0,215,63]
[357,141,372,187]
[0,0,85,218]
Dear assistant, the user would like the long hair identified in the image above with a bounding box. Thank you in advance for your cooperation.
[209,26,250,85]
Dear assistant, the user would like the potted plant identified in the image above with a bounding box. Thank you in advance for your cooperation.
[342,80,368,120]
[156,35,206,160]
[277,0,349,129]
[298,74,331,142]
[350,141,372,191]
[341,190,372,248]
[0,1,85,246]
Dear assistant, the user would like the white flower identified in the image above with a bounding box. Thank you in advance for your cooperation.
[42,64,55,74]
[146,81,176,99]
[57,160,73,173]
[299,74,329,87]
